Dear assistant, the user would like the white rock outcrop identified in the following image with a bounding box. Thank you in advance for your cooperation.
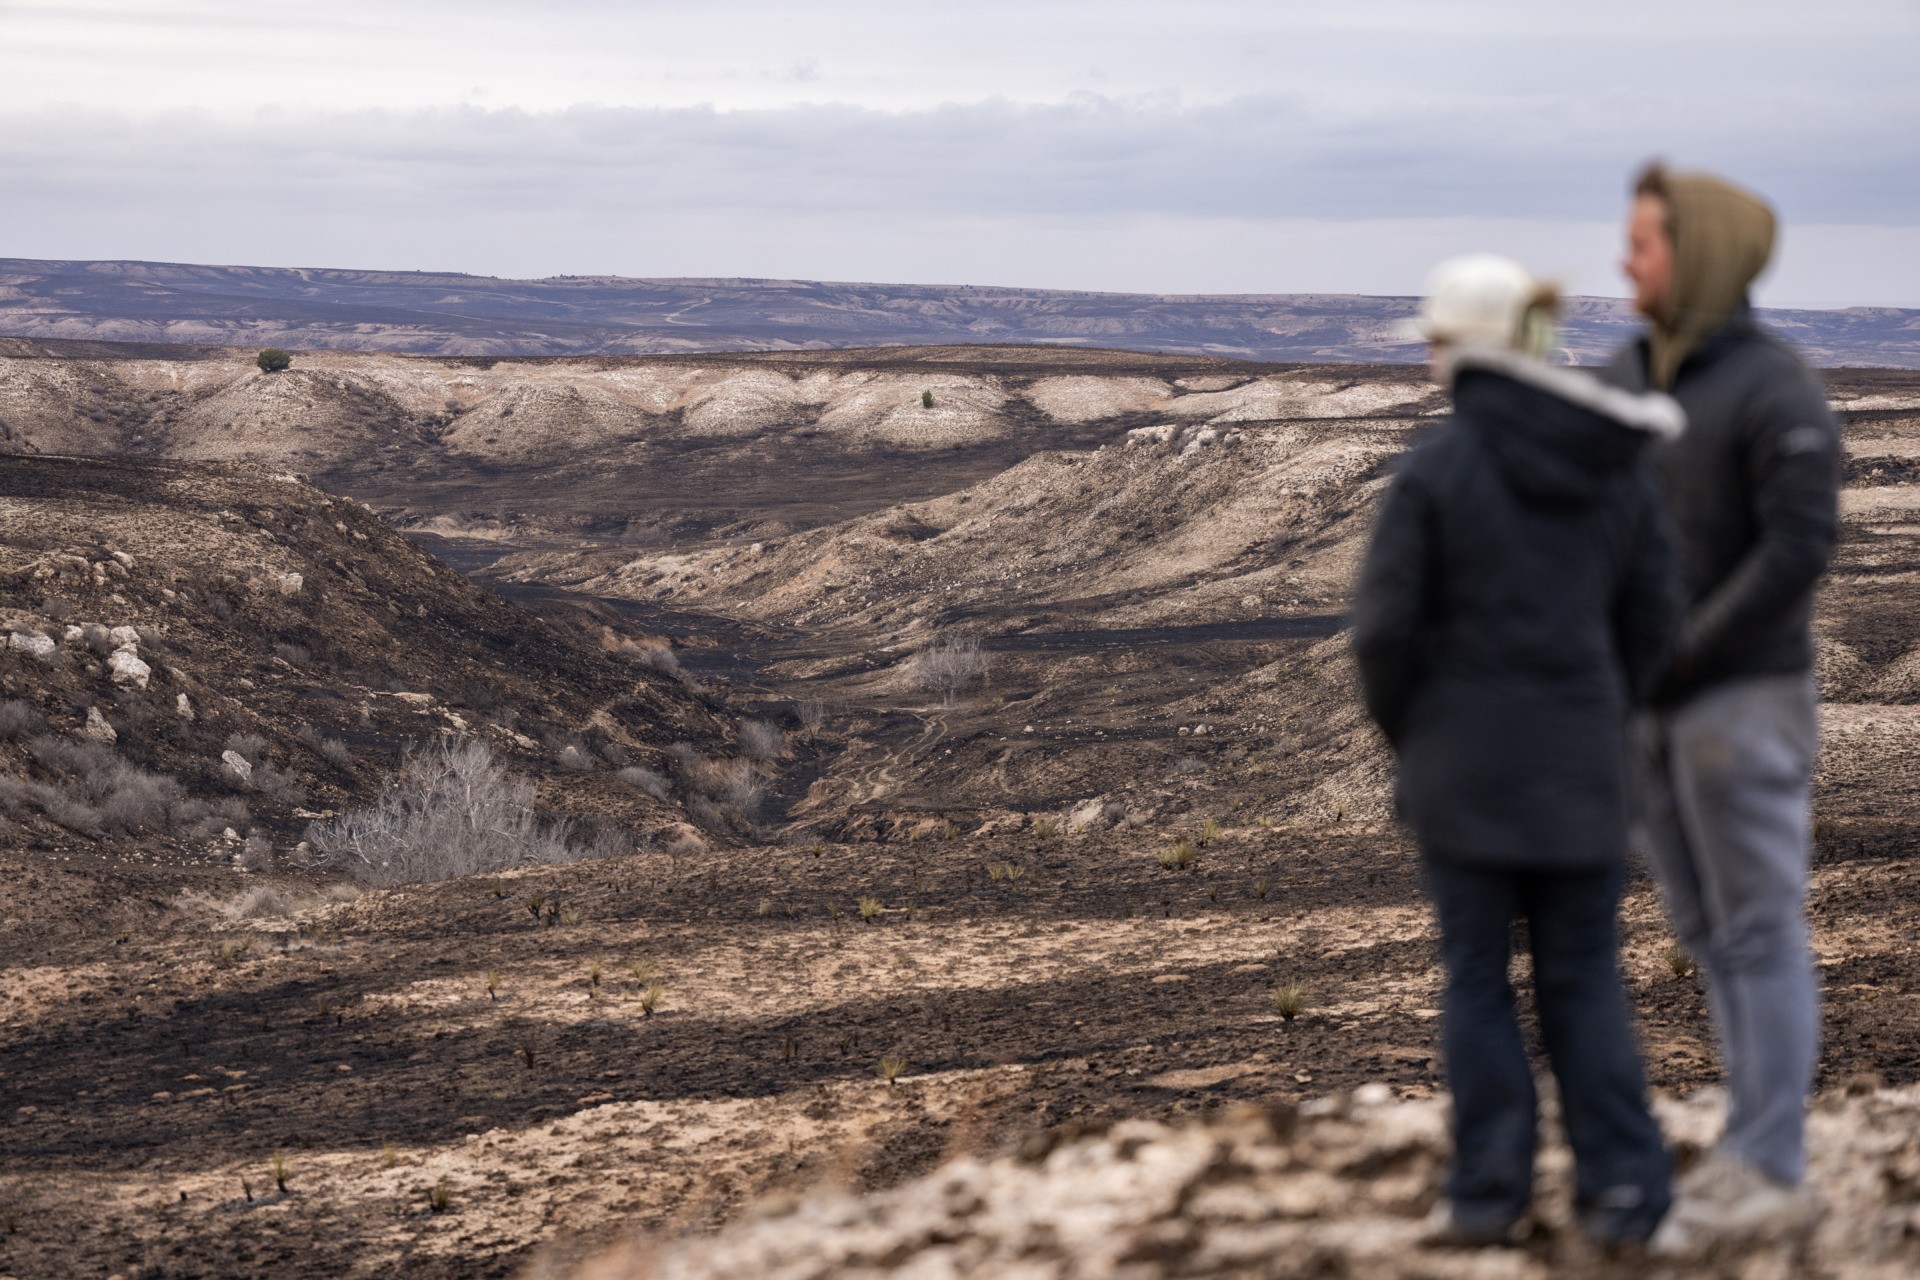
[108,648,151,689]
[8,631,56,662]
[220,750,254,782]
[82,706,116,744]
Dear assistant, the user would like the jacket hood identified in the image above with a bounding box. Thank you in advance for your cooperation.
[1448,347,1686,506]
[1643,167,1777,389]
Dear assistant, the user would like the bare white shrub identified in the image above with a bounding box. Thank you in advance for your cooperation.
[796,699,827,736]
[622,640,683,679]
[616,765,672,800]
[739,718,786,762]
[304,738,583,887]
[906,634,989,706]
[711,758,767,815]
[555,741,596,772]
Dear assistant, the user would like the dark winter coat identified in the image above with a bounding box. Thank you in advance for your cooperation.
[1352,351,1682,871]
[1602,312,1839,706]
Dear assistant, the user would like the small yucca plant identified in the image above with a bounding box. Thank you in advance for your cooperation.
[1664,943,1696,979]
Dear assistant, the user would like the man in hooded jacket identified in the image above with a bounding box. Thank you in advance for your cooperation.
[1353,254,1681,1246]
[1604,165,1840,1249]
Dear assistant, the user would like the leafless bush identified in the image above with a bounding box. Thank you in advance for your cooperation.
[687,797,726,830]
[555,740,596,772]
[248,762,307,806]
[237,835,274,870]
[273,643,310,667]
[225,883,295,918]
[584,825,636,860]
[712,759,767,814]
[173,796,252,840]
[906,634,988,705]
[81,623,114,656]
[0,700,42,739]
[665,741,707,789]
[20,736,187,834]
[616,766,672,800]
[304,738,583,886]
[796,698,827,736]
[739,718,786,762]
[628,642,682,679]
[297,724,353,768]
[100,772,182,831]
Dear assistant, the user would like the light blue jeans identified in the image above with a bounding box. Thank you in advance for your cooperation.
[1635,673,1821,1185]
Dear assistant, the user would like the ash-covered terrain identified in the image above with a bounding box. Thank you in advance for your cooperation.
[3,341,1920,1279]
[5,258,1919,366]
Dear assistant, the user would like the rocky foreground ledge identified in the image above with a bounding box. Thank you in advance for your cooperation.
[545,1085,1920,1280]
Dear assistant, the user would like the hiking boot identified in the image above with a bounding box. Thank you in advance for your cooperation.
[1648,1154,1817,1256]
[1577,1183,1667,1248]
[1420,1200,1527,1248]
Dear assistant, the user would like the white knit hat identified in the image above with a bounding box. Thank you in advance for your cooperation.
[1415,253,1557,357]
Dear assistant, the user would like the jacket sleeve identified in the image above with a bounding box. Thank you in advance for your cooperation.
[1351,472,1435,745]
[1613,479,1679,703]
[1679,366,1839,670]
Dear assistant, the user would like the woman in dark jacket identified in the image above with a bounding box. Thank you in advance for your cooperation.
[1352,254,1682,1247]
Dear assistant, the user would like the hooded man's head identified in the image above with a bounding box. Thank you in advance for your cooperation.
[1624,163,1777,389]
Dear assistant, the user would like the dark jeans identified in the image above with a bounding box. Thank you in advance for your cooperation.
[1425,858,1672,1239]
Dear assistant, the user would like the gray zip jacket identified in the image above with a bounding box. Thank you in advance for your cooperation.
[1603,311,1839,706]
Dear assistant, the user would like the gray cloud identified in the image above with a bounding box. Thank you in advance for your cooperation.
[3,92,1914,228]
[0,2,1915,301]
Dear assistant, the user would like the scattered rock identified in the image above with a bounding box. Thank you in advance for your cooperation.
[107,648,150,689]
[220,750,253,782]
[176,693,194,721]
[8,630,56,662]
[81,706,116,743]
[277,571,304,597]
[107,625,140,648]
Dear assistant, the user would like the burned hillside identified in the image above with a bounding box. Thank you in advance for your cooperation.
[0,454,745,945]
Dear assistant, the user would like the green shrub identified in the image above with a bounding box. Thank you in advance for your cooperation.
[256,348,293,373]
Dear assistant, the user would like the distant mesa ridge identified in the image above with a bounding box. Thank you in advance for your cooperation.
[1,257,1915,368]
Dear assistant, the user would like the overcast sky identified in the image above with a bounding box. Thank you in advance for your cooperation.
[2,0,1917,304]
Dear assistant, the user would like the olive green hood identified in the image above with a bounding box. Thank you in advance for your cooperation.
[1642,166,1777,389]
